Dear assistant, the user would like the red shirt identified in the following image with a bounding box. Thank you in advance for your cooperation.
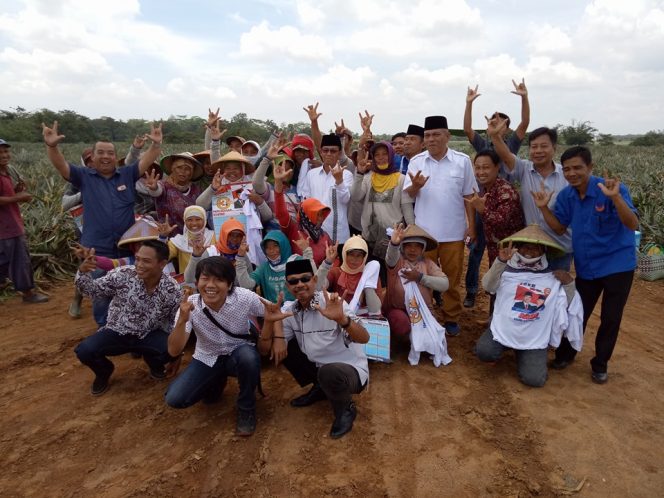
[0,171,24,239]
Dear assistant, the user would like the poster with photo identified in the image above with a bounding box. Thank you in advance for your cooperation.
[211,181,252,236]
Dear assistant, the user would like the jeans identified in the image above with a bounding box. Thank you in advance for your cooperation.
[165,343,260,412]
[555,270,634,373]
[464,214,486,295]
[75,327,171,378]
[91,269,111,327]
[476,328,548,387]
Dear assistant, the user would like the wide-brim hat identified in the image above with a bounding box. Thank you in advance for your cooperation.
[118,216,160,247]
[160,152,204,181]
[193,150,211,163]
[402,224,438,252]
[225,135,246,146]
[210,150,255,175]
[501,224,565,257]
[241,140,260,153]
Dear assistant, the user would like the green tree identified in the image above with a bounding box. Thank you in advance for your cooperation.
[631,130,664,146]
[558,120,597,145]
[597,133,615,146]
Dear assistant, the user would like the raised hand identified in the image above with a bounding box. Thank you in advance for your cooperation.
[146,122,163,144]
[552,269,573,285]
[498,240,516,263]
[267,132,286,159]
[293,231,311,252]
[208,119,227,142]
[207,107,220,128]
[191,237,206,257]
[133,134,147,149]
[408,171,430,191]
[359,110,374,132]
[597,169,621,199]
[211,169,223,191]
[485,114,508,136]
[177,288,195,323]
[247,190,264,206]
[400,267,421,282]
[237,237,249,257]
[356,158,372,174]
[464,189,486,213]
[71,242,92,260]
[511,78,528,97]
[144,168,161,191]
[303,102,322,121]
[324,240,338,264]
[530,181,554,209]
[314,289,347,323]
[331,161,346,184]
[42,121,66,147]
[334,119,346,136]
[261,292,294,323]
[79,247,97,273]
[157,214,177,238]
[466,84,481,103]
[390,222,405,245]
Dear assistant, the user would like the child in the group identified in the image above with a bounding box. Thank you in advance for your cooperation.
[382,224,451,366]
[477,225,583,387]
[158,205,216,274]
[235,230,314,302]
[317,235,382,315]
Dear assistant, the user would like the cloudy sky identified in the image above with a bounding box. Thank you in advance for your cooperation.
[0,0,662,134]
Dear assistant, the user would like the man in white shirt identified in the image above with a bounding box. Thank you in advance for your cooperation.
[403,116,478,336]
[302,134,353,244]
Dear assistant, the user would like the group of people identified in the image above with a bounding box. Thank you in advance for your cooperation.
[0,79,639,438]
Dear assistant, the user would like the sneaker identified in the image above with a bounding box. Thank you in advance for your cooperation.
[444,322,461,337]
[68,301,82,318]
[463,293,476,308]
[550,358,572,370]
[290,384,327,407]
[591,371,608,384]
[23,292,49,304]
[91,369,113,396]
[236,410,256,437]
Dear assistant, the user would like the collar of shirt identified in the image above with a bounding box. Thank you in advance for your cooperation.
[424,149,453,165]
[527,161,563,176]
[292,291,322,312]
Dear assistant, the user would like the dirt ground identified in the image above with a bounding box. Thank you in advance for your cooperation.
[1,266,663,498]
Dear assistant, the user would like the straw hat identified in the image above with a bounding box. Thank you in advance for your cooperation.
[210,150,256,175]
[401,224,437,252]
[225,135,246,146]
[160,152,204,181]
[193,150,211,163]
[501,224,565,256]
[118,216,160,247]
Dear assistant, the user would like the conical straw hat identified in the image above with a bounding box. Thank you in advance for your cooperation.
[210,150,256,175]
[118,216,160,247]
[501,224,565,256]
[402,224,438,252]
[160,152,204,181]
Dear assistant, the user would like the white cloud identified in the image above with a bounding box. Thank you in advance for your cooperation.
[238,21,333,61]
[526,24,573,54]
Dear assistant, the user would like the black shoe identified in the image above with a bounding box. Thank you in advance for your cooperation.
[550,358,572,370]
[236,410,256,437]
[444,322,461,337]
[330,402,357,439]
[149,367,167,380]
[591,371,608,384]
[463,293,476,308]
[290,384,327,407]
[91,372,112,396]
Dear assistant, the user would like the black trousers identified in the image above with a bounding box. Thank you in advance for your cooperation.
[555,270,634,373]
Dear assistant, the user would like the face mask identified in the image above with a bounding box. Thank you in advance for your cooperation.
[515,253,543,266]
[268,256,281,265]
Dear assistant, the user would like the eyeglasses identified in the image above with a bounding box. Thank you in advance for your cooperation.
[286,275,313,285]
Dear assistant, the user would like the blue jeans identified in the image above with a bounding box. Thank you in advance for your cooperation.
[91,269,111,327]
[165,343,260,412]
[464,213,486,295]
[75,327,171,378]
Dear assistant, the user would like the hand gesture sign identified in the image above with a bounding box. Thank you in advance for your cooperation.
[267,132,287,159]
[293,231,311,252]
[464,189,486,212]
[466,84,481,103]
[400,267,421,282]
[42,121,66,147]
[144,168,161,191]
[208,119,227,142]
[331,161,346,184]
[177,287,195,323]
[390,222,406,245]
[324,240,338,263]
[79,247,97,273]
[356,158,372,174]
[498,240,516,263]
[133,134,148,149]
[597,169,621,199]
[260,292,294,323]
[485,114,508,136]
[530,181,554,209]
[157,214,177,238]
[191,237,206,257]
[146,122,163,144]
[314,289,348,323]
[359,110,374,132]
[237,237,249,257]
[303,102,322,121]
[71,242,91,260]
[211,169,223,191]
[511,78,528,97]
[408,171,430,191]
[334,119,346,136]
[247,190,264,206]
[206,107,220,128]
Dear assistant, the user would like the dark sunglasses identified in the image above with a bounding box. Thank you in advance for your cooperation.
[286,275,313,285]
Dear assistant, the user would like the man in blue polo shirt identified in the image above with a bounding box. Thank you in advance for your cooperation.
[532,146,638,384]
[42,121,163,325]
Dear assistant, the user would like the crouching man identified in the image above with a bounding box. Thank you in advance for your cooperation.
[74,240,183,395]
[165,256,292,437]
[476,225,583,387]
[263,259,370,439]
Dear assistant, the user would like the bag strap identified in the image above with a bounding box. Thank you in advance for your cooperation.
[201,305,258,344]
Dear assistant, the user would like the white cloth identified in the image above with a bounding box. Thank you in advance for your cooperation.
[240,189,266,266]
[402,274,452,367]
[296,158,312,198]
[169,228,215,253]
[490,269,584,351]
[348,260,380,313]
[403,149,477,242]
[302,166,353,243]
